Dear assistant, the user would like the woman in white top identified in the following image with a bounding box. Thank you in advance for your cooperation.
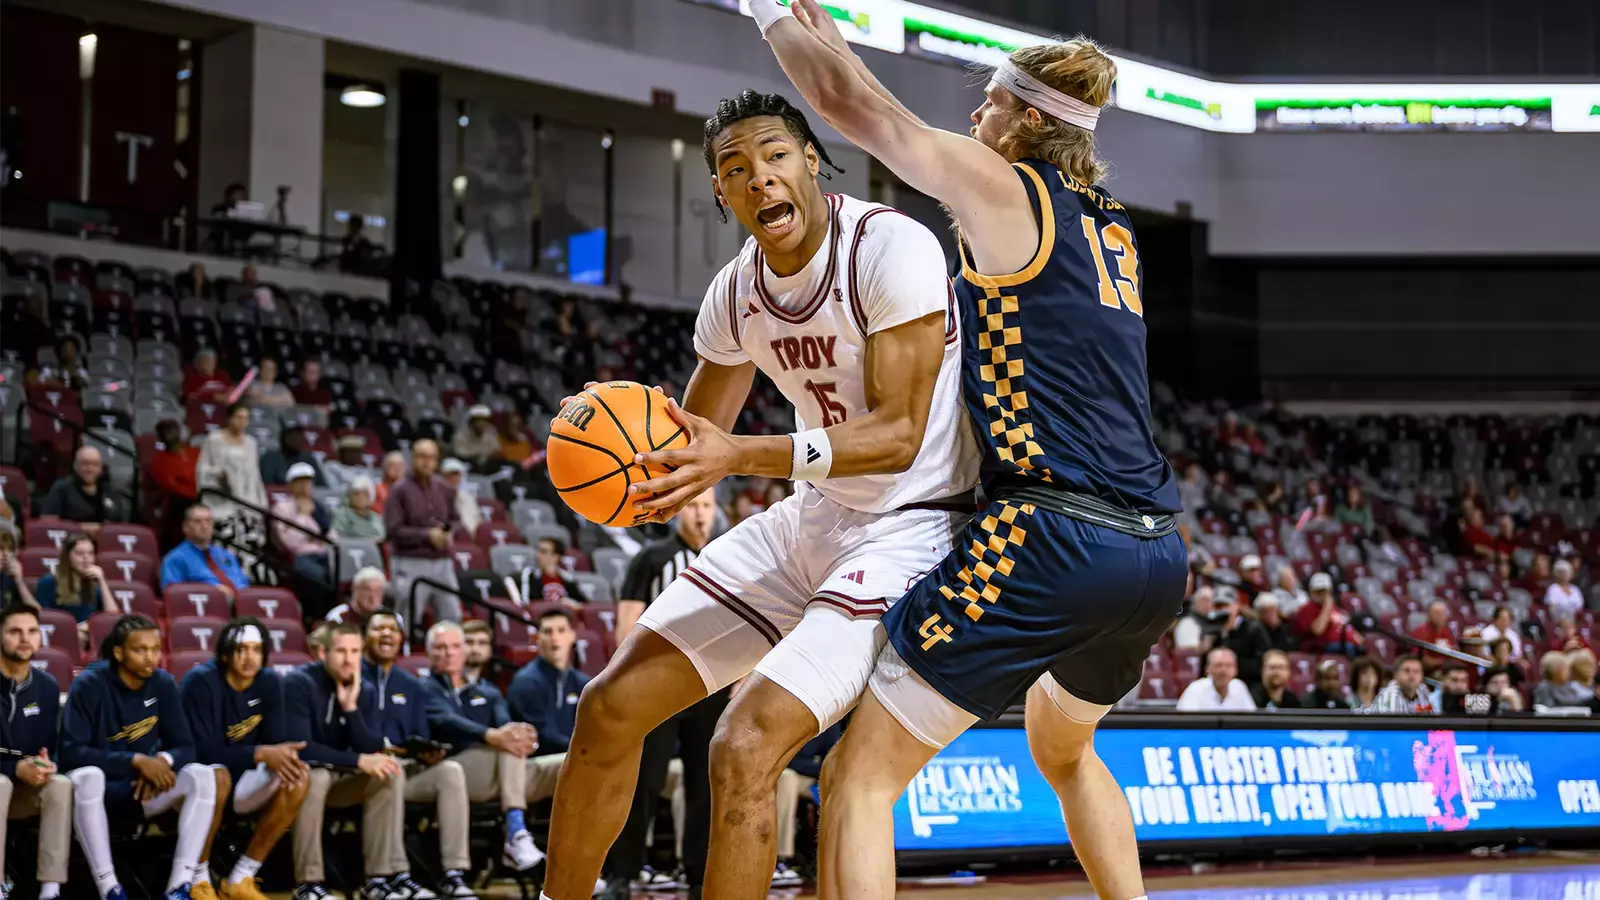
[197,401,268,544]
[245,356,296,410]
[1545,559,1585,623]
[1479,605,1524,660]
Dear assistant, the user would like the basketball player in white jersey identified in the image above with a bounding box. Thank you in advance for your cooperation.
[539,90,977,900]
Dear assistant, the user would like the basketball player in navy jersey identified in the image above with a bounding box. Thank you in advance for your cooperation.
[756,3,1185,898]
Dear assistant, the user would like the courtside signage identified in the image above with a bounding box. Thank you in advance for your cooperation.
[893,726,1600,850]
[698,1,1599,134]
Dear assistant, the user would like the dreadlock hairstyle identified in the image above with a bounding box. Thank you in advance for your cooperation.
[216,615,271,668]
[101,613,160,663]
[702,90,845,223]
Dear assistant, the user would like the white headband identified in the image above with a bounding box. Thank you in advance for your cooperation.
[236,625,264,645]
[989,60,1103,132]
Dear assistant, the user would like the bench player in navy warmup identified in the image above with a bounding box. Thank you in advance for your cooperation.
[180,617,313,900]
[756,3,1185,898]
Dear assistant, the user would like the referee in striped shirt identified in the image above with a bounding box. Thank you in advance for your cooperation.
[603,489,721,900]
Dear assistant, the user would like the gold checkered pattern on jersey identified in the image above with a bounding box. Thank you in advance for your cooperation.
[936,501,1037,625]
[976,285,1053,481]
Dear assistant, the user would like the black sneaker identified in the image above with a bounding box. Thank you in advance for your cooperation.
[379,874,440,900]
[293,886,332,900]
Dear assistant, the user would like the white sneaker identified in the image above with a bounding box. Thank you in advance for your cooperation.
[591,878,607,897]
[503,829,546,871]
[771,862,803,887]
[633,867,683,892]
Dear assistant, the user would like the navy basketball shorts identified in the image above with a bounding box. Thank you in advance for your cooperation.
[871,499,1187,747]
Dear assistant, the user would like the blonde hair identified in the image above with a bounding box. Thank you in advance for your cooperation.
[996,37,1116,185]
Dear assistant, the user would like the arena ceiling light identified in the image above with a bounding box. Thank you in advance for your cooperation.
[340,85,386,108]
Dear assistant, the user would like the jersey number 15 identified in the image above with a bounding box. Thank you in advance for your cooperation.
[1080,215,1143,317]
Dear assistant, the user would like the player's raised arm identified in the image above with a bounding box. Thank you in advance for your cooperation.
[753,0,1023,227]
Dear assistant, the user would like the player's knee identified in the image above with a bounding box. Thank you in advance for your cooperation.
[178,762,215,802]
[212,765,234,797]
[708,719,787,798]
[573,673,642,745]
[69,766,105,801]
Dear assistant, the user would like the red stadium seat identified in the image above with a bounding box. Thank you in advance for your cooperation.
[1138,675,1172,700]
[475,496,507,523]
[236,587,300,623]
[574,627,607,678]
[30,647,74,688]
[260,618,307,654]
[99,551,155,587]
[564,547,592,573]
[163,583,231,619]
[35,608,81,664]
[334,429,386,467]
[167,650,212,682]
[395,655,430,676]
[1173,648,1202,682]
[97,523,159,558]
[270,652,312,676]
[0,465,28,503]
[576,601,618,638]
[1287,652,1317,683]
[299,427,335,461]
[25,519,74,551]
[87,613,126,652]
[167,616,228,653]
[475,521,525,548]
[19,548,58,580]
[450,543,488,572]
[105,580,160,618]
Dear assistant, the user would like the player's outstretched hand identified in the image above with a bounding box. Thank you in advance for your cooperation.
[631,398,736,523]
[792,0,851,55]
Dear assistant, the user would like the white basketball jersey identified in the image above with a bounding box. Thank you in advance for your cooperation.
[693,193,979,514]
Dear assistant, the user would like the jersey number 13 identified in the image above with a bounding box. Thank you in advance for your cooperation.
[1080,215,1143,317]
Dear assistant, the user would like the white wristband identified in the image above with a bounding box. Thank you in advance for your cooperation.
[790,427,833,482]
[748,0,793,35]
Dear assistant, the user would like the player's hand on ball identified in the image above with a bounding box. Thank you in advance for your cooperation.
[558,381,666,410]
[631,398,736,522]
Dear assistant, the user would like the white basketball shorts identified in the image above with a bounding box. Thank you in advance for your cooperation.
[636,482,966,733]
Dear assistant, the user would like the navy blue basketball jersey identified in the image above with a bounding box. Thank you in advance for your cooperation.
[953,158,1180,514]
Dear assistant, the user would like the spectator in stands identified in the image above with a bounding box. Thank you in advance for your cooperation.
[1492,514,1520,560]
[1550,619,1593,654]
[282,621,411,900]
[1545,559,1584,623]
[462,619,492,684]
[1302,660,1347,709]
[323,435,376,495]
[1520,552,1552,594]
[1496,482,1532,525]
[0,604,71,900]
[306,622,332,663]
[290,358,333,410]
[1250,650,1301,710]
[62,614,231,900]
[360,609,474,898]
[1460,506,1497,559]
[1335,483,1372,532]
[0,528,37,608]
[420,621,546,872]
[1177,462,1208,513]
[183,348,234,404]
[331,477,386,542]
[0,500,12,533]
[34,534,115,636]
[1212,586,1271,684]
[272,462,337,588]
[772,723,841,889]
[197,402,268,540]
[246,357,295,410]
[1480,605,1523,660]
[325,567,394,630]
[373,451,406,514]
[1410,599,1457,667]
[41,445,125,537]
[1488,637,1525,689]
[1374,655,1435,713]
[1237,554,1267,604]
[1256,481,1290,518]
[440,458,482,533]
[151,420,200,500]
[521,537,583,608]
[1169,584,1214,651]
[1432,665,1471,713]
[1254,593,1298,653]
[338,214,384,275]
[385,439,463,624]
[179,617,311,900]
[1482,666,1524,712]
[1176,647,1255,712]
[1348,657,1384,711]
[1294,572,1363,655]
[762,481,790,511]
[180,262,209,298]
[160,504,251,596]
[1269,565,1308,616]
[730,493,757,527]
[498,412,544,468]
[1458,475,1487,514]
[508,608,588,755]
[40,335,90,390]
[1533,651,1589,707]
[260,426,327,489]
[1369,525,1409,568]
[453,405,503,472]
[1568,648,1594,694]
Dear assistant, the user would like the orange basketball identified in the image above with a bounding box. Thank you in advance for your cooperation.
[547,382,690,526]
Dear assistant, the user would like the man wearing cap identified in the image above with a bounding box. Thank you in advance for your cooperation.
[439,460,482,533]
[1292,572,1364,655]
[180,616,312,900]
[1237,553,1267,604]
[261,426,328,489]
[1212,584,1271,684]
[271,463,338,588]
[452,406,503,473]
[384,440,462,624]
[324,435,379,496]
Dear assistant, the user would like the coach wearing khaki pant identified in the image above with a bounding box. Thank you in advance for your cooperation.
[0,604,72,898]
[421,621,552,871]
[284,622,423,898]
